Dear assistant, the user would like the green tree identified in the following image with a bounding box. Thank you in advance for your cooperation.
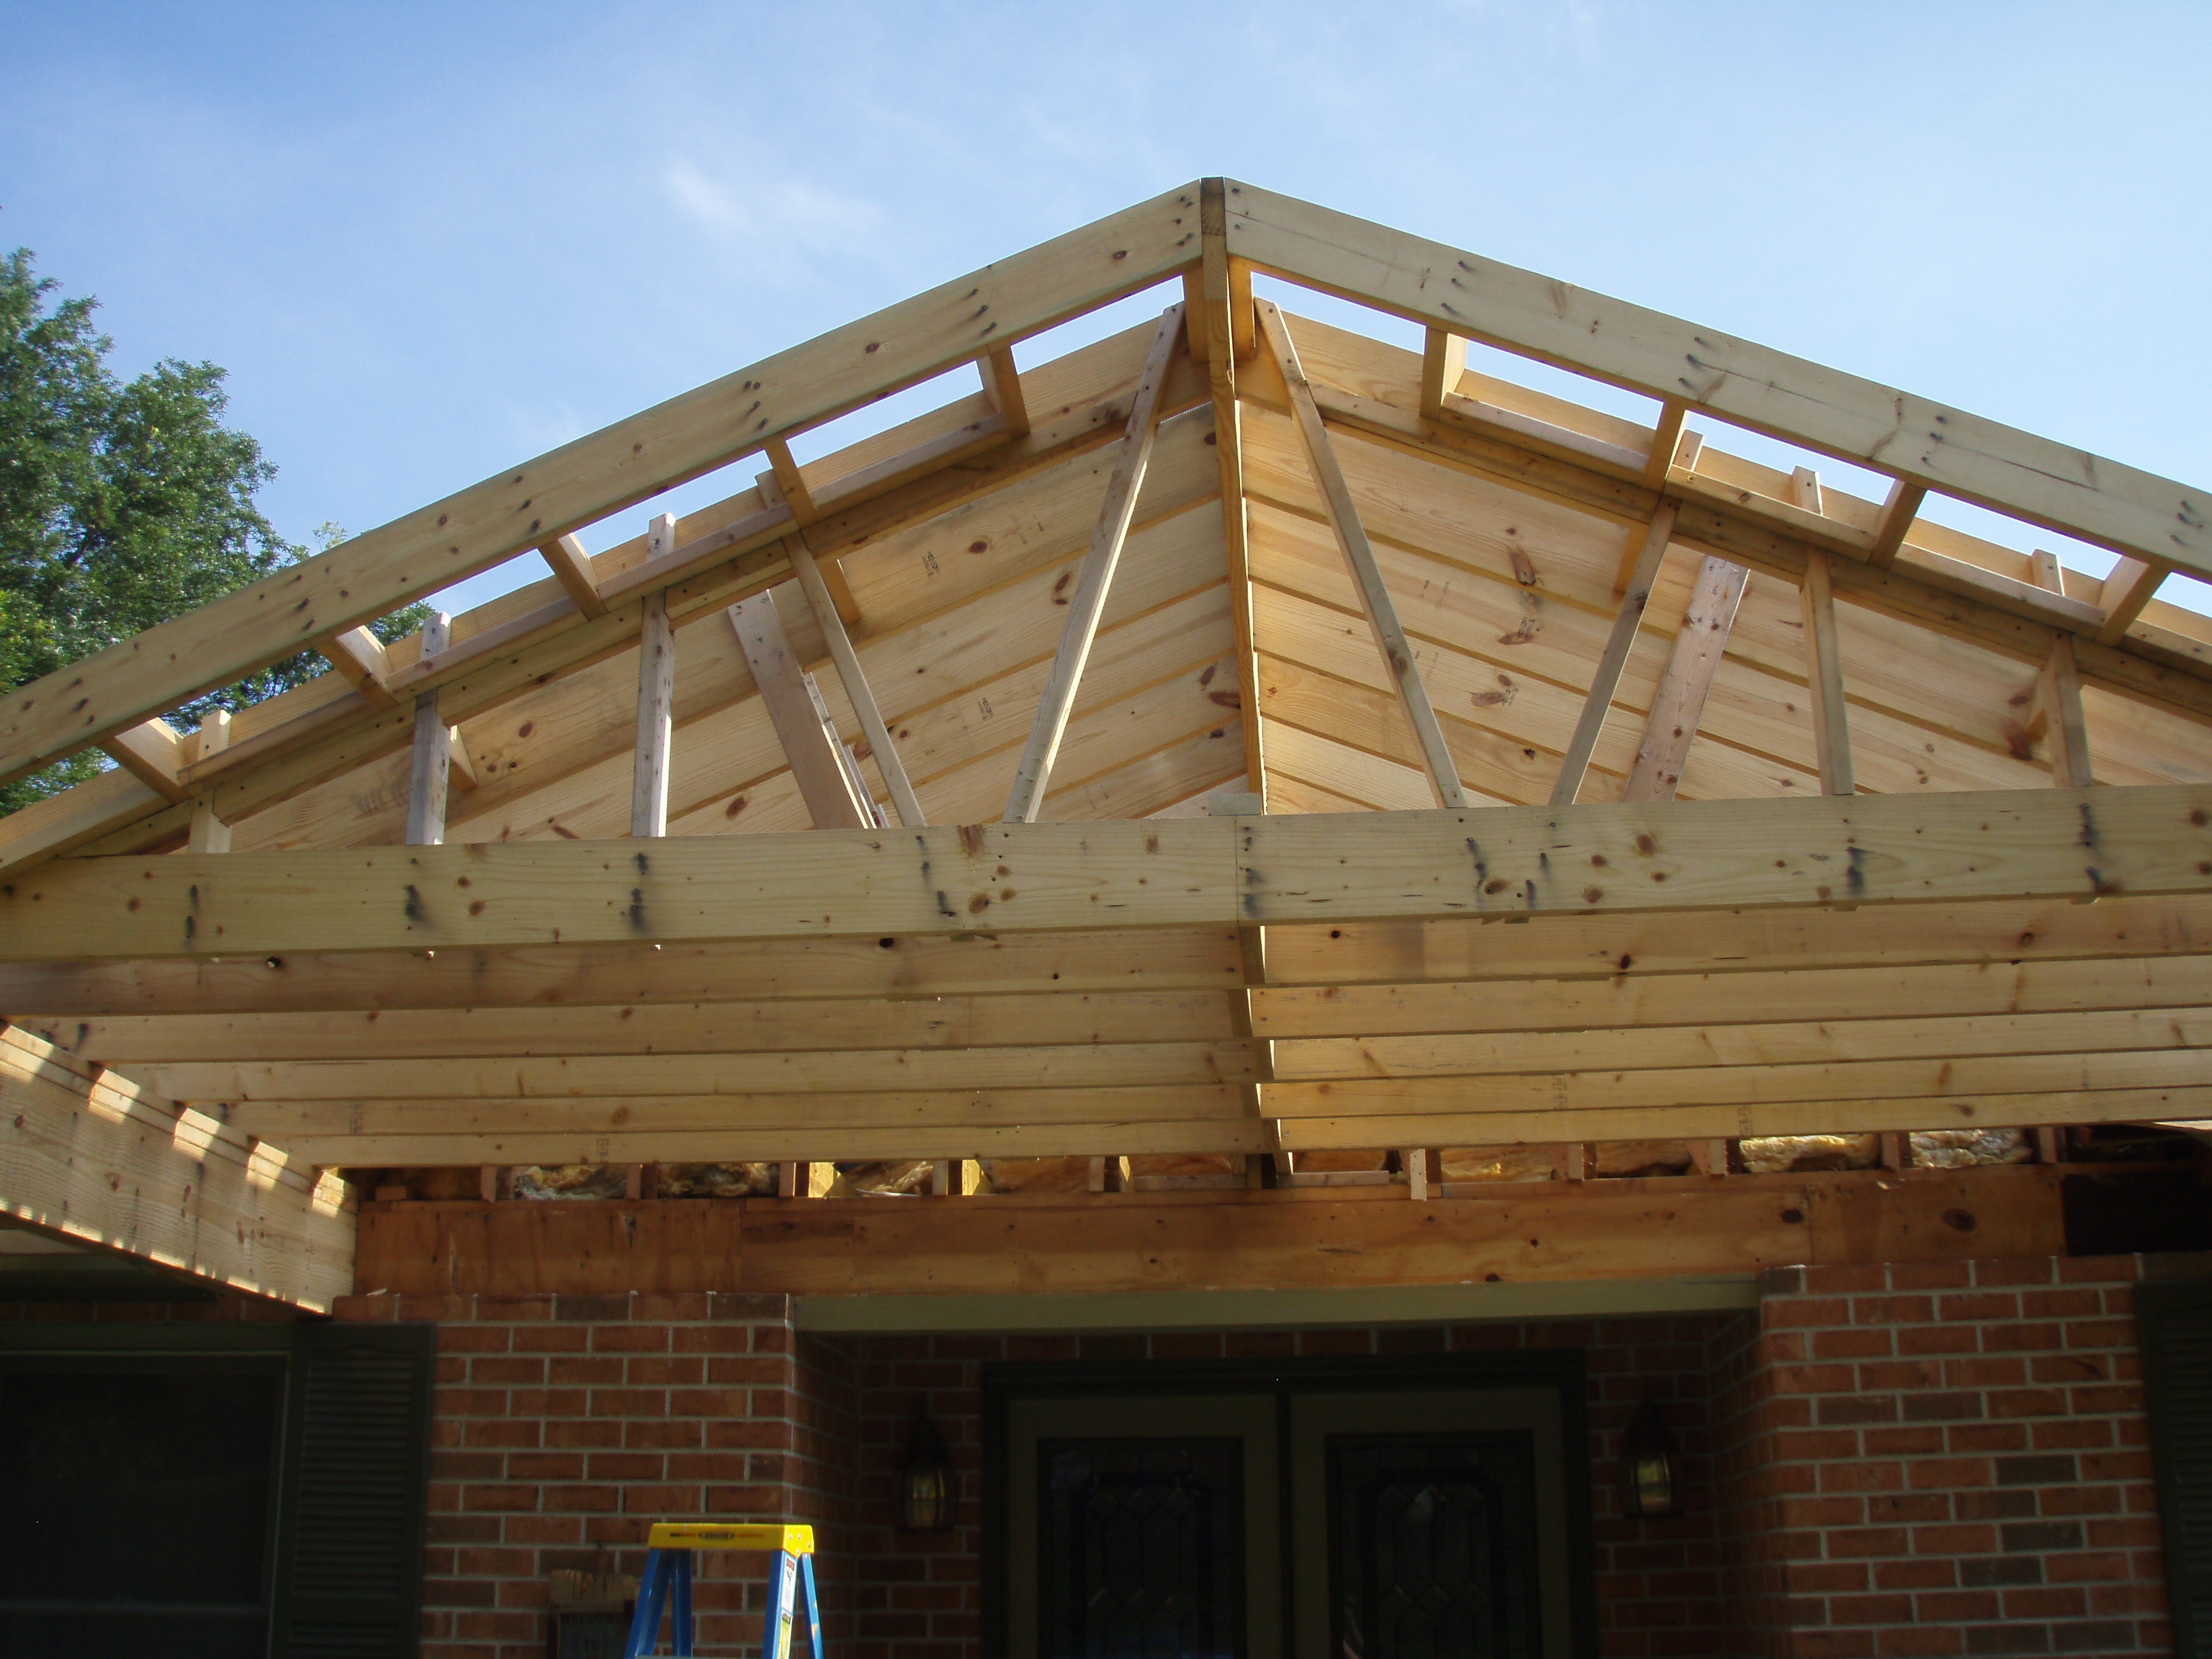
[1,248,423,815]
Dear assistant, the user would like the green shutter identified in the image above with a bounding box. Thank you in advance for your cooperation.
[271,1323,437,1658]
[2141,1277,2212,1659]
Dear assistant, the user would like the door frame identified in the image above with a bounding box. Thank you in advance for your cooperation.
[981,1349,1600,1659]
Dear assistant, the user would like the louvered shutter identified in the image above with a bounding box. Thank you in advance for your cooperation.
[2141,1278,2212,1659]
[271,1323,437,1658]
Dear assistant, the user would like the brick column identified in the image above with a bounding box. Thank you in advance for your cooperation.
[1712,1257,2172,1658]
[336,1290,851,1658]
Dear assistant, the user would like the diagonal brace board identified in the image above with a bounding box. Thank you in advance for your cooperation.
[1259,301,1467,809]
[1003,305,1186,823]
[4,785,2208,961]
[0,183,1209,787]
[728,591,874,830]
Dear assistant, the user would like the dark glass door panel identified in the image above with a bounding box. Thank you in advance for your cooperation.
[1328,1434,1539,1659]
[1040,1438,1244,1658]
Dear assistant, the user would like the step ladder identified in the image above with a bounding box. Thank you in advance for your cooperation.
[623,1522,823,1659]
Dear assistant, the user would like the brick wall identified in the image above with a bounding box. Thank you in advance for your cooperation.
[333,1290,843,1658]
[2,1252,2180,1658]
[1712,1256,2171,1658]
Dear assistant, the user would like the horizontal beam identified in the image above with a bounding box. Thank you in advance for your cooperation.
[147,1040,1259,1100]
[1223,180,2210,580]
[0,183,1208,785]
[0,927,1249,1016]
[0,1024,353,1310]
[4,785,2208,961]
[1272,1084,2209,1151]
[16,988,1236,1062]
[353,1166,2067,1297]
[265,1113,1272,1168]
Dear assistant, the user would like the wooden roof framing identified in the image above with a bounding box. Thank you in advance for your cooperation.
[3,178,2211,1236]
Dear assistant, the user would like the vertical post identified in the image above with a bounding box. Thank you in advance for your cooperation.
[187,709,232,853]
[632,515,678,839]
[1788,464,1853,796]
[405,613,451,847]
[2046,634,2095,788]
[1403,1148,1429,1201]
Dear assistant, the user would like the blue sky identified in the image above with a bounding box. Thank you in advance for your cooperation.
[5,1,2208,616]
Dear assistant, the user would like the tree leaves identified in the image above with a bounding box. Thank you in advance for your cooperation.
[0,250,423,815]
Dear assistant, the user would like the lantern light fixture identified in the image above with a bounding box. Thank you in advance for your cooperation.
[1619,1398,1681,1520]
[899,1411,953,1531]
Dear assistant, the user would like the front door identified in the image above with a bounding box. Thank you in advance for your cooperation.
[997,1367,1585,1658]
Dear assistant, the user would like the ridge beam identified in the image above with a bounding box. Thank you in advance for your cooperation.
[786,535,923,828]
[728,590,873,830]
[1202,178,1265,798]
[1262,300,1467,810]
[1003,304,1184,824]
[1622,547,1750,804]
[1554,501,1681,806]
[1793,467,1856,796]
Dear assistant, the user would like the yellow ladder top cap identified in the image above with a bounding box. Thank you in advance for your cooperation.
[647,1521,813,1554]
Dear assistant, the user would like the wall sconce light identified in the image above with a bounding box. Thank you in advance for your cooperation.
[899,1413,953,1531]
[1619,1398,1680,1519]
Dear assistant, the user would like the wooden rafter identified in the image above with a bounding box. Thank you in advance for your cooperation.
[786,535,924,827]
[1620,551,1749,804]
[1223,180,2208,582]
[1003,305,1184,824]
[2097,557,2169,644]
[978,346,1030,439]
[0,184,1205,784]
[313,626,398,710]
[0,1023,354,1310]
[99,718,187,801]
[537,533,608,619]
[1553,502,1679,805]
[0,331,1217,882]
[1262,301,1467,809]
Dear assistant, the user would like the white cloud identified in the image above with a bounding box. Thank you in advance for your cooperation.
[663,158,884,283]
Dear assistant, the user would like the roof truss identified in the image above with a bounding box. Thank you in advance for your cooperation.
[4,179,2211,1192]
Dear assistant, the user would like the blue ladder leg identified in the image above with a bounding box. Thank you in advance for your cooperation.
[799,1551,824,1659]
[671,1548,693,1658]
[761,1545,799,1659]
[624,1547,671,1658]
